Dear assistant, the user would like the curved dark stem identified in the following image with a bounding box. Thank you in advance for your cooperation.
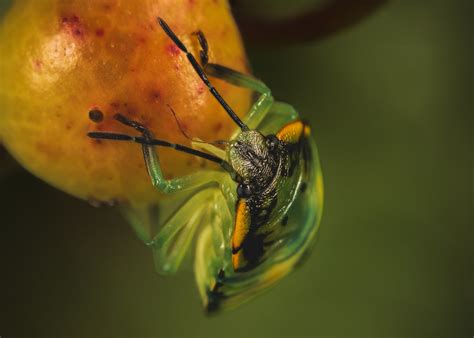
[232,0,388,45]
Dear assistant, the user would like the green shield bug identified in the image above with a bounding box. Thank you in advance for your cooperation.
[88,17,323,313]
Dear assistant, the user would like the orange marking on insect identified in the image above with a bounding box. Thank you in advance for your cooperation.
[232,199,250,253]
[232,250,247,271]
[276,121,305,144]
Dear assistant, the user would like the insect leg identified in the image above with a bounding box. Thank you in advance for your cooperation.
[268,101,299,120]
[120,188,216,275]
[146,189,215,275]
[193,31,269,94]
[89,114,231,194]
[119,174,233,277]
[193,30,209,66]
[262,101,300,131]
[190,139,227,160]
[203,62,274,131]
[191,30,274,130]
[194,192,235,312]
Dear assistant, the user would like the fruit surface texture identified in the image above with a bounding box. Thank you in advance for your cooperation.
[0,0,250,206]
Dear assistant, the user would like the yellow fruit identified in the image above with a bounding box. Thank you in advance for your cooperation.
[0,0,251,206]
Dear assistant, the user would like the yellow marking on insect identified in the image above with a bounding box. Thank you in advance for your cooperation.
[304,125,311,137]
[316,171,324,210]
[276,120,305,144]
[254,253,300,292]
[232,199,250,253]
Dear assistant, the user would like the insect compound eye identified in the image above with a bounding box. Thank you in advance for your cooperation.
[237,183,253,198]
[266,135,280,152]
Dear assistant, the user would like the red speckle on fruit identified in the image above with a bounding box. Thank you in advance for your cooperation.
[1,0,251,205]
[103,2,114,11]
[62,14,79,23]
[148,90,161,103]
[166,43,180,57]
[61,14,85,38]
[214,122,223,133]
[33,59,42,72]
[110,101,121,110]
[197,83,205,95]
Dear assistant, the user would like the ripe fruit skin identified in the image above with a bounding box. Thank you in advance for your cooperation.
[0,0,251,206]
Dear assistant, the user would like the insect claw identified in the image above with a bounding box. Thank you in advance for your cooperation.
[144,239,157,247]
[113,113,154,139]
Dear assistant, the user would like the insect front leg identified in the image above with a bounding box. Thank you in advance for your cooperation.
[88,113,238,275]
[259,101,301,134]
[93,113,230,194]
[143,144,223,193]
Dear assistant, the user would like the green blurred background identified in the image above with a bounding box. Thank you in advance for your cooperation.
[1,0,472,337]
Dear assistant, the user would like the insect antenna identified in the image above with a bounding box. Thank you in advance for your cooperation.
[88,114,234,172]
[158,17,249,132]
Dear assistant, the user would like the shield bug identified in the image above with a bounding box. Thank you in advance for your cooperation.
[88,18,323,313]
